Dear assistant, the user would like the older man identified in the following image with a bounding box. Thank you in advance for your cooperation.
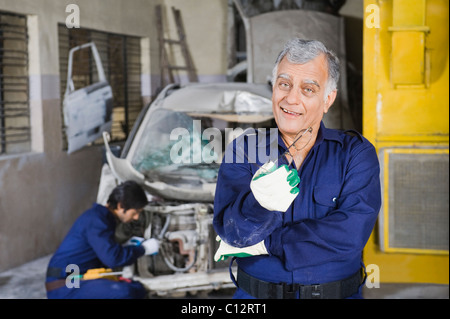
[213,39,381,299]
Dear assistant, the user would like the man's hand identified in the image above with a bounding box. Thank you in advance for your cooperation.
[250,162,300,212]
[214,236,268,262]
[141,238,160,255]
[123,236,145,246]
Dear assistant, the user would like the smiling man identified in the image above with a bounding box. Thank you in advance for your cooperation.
[213,39,381,299]
[271,40,338,169]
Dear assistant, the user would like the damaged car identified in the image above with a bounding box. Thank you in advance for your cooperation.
[97,82,275,296]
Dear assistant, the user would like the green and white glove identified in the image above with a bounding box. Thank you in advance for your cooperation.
[250,161,300,212]
[214,236,268,262]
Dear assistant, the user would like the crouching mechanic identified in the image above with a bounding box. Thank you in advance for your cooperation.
[213,39,381,299]
[46,180,159,299]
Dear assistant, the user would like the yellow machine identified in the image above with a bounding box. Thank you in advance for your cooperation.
[363,0,449,284]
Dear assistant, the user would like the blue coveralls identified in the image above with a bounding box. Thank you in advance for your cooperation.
[46,203,147,299]
[213,122,381,299]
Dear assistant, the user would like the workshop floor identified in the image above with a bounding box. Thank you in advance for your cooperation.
[0,255,448,299]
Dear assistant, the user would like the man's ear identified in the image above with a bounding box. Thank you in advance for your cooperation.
[117,202,125,214]
[323,90,337,114]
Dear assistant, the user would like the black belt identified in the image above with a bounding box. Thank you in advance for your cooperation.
[45,279,67,292]
[46,267,64,278]
[237,267,364,299]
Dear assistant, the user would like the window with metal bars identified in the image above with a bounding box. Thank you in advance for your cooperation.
[0,11,30,155]
[58,24,143,148]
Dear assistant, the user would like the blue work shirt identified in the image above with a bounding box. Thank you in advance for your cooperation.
[213,122,381,288]
[47,203,145,280]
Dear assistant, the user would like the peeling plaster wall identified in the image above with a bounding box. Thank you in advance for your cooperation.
[0,147,103,271]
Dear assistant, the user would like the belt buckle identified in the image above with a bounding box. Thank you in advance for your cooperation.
[311,285,322,299]
[300,284,322,299]
[282,282,299,299]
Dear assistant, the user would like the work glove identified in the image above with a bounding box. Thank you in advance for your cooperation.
[123,236,144,246]
[214,236,268,262]
[250,161,300,212]
[141,238,160,255]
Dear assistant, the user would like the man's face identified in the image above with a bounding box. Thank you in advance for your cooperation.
[115,204,143,223]
[272,54,336,141]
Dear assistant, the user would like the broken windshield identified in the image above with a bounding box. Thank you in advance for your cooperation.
[130,108,223,185]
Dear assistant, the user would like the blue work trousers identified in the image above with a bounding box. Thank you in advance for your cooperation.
[46,278,147,299]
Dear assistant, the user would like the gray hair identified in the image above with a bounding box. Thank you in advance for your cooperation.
[271,39,340,100]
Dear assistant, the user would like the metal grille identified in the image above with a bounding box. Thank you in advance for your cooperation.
[385,150,449,252]
[58,24,143,147]
[0,12,30,155]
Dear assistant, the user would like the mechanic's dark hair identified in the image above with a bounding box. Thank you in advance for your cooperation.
[107,180,148,211]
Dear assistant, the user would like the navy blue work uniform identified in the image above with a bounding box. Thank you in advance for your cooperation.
[213,122,381,299]
[46,203,147,299]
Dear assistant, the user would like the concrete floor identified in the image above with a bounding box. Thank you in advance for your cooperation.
[0,254,448,299]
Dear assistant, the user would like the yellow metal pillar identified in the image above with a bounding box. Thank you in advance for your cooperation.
[363,0,449,284]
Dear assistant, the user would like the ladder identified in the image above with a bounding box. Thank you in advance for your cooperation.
[155,5,198,89]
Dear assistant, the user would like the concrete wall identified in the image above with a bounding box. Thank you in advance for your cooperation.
[0,0,229,272]
[162,0,229,83]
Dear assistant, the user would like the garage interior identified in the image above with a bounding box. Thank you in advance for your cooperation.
[0,0,448,299]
